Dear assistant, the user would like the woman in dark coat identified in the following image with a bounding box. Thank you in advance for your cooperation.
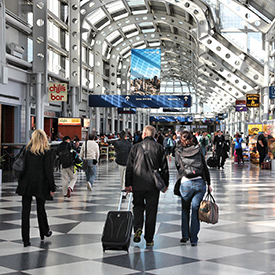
[16,129,56,247]
[174,130,212,246]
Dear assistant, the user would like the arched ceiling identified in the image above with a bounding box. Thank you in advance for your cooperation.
[79,0,275,113]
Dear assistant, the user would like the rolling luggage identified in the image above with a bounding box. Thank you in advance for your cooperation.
[207,153,218,168]
[101,191,133,252]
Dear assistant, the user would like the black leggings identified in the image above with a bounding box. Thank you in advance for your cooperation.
[22,195,49,243]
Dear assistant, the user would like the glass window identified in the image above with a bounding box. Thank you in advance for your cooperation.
[48,21,60,43]
[27,38,33,63]
[48,50,60,74]
[48,0,59,17]
[82,46,87,63]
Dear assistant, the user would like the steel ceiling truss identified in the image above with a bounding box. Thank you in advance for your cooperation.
[79,0,274,112]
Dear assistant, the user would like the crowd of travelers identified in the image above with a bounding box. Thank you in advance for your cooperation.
[16,126,263,249]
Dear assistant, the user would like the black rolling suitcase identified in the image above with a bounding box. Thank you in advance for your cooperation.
[207,153,218,168]
[102,191,133,252]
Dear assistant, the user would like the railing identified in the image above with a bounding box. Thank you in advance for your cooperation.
[1,138,121,171]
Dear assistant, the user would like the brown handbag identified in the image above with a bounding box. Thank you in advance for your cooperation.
[198,192,219,224]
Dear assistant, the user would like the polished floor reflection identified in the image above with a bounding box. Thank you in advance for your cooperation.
[1,158,275,274]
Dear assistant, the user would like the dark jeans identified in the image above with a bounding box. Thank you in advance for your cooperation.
[22,195,49,243]
[180,179,206,244]
[258,148,267,167]
[235,148,243,163]
[132,189,160,243]
[216,148,226,168]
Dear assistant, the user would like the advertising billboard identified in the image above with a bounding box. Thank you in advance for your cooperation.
[130,49,161,95]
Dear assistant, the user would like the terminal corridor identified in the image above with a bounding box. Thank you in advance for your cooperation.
[0,160,275,274]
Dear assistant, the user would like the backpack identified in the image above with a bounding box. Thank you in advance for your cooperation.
[201,138,206,146]
[163,137,169,147]
[178,148,203,179]
[12,147,26,179]
[167,138,173,148]
[59,146,74,168]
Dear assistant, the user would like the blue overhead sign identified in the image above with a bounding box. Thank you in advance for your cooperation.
[89,95,192,108]
[150,116,193,123]
[269,86,275,99]
[117,108,136,114]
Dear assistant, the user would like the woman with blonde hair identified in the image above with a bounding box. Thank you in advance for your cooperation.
[16,129,56,247]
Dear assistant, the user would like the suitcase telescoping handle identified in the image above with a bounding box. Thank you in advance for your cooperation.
[118,190,133,211]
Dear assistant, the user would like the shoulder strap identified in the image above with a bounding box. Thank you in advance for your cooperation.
[141,143,154,170]
[85,140,87,159]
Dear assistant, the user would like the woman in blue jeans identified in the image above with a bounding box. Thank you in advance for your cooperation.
[175,130,212,246]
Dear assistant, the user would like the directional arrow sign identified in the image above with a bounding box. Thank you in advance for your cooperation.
[89,95,192,108]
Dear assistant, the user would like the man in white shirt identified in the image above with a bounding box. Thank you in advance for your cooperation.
[79,134,100,191]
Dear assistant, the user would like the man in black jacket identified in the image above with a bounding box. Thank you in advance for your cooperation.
[114,130,132,198]
[213,130,226,169]
[125,125,169,247]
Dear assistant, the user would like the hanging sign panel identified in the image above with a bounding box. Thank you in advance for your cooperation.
[117,108,136,114]
[58,118,81,126]
[130,49,161,95]
[150,116,193,123]
[235,100,247,112]
[89,95,191,108]
[48,83,67,101]
[269,86,275,99]
[246,94,260,108]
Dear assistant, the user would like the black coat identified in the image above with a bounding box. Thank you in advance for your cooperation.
[126,136,169,191]
[16,149,56,200]
[114,139,132,166]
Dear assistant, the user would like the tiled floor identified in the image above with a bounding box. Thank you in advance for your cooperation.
[1,158,275,274]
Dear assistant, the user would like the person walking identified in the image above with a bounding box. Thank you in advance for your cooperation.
[174,130,212,246]
[233,132,244,164]
[257,131,268,168]
[125,125,169,247]
[114,130,132,198]
[56,136,77,198]
[16,129,56,247]
[213,129,226,169]
[79,134,100,191]
[199,132,209,157]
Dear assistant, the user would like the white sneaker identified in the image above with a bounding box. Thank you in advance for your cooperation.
[86,182,93,191]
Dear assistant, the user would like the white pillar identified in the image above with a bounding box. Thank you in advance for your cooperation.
[95,108,100,134]
[131,115,135,135]
[137,111,141,131]
[263,39,270,121]
[71,86,77,117]
[36,72,44,130]
[111,108,115,134]
[234,111,238,134]
[241,112,245,134]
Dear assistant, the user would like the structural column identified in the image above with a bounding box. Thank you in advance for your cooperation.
[95,108,100,134]
[263,40,270,121]
[36,73,44,130]
[241,112,245,134]
[137,111,141,131]
[111,108,115,134]
[131,116,135,135]
[0,0,7,85]
[143,111,147,127]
